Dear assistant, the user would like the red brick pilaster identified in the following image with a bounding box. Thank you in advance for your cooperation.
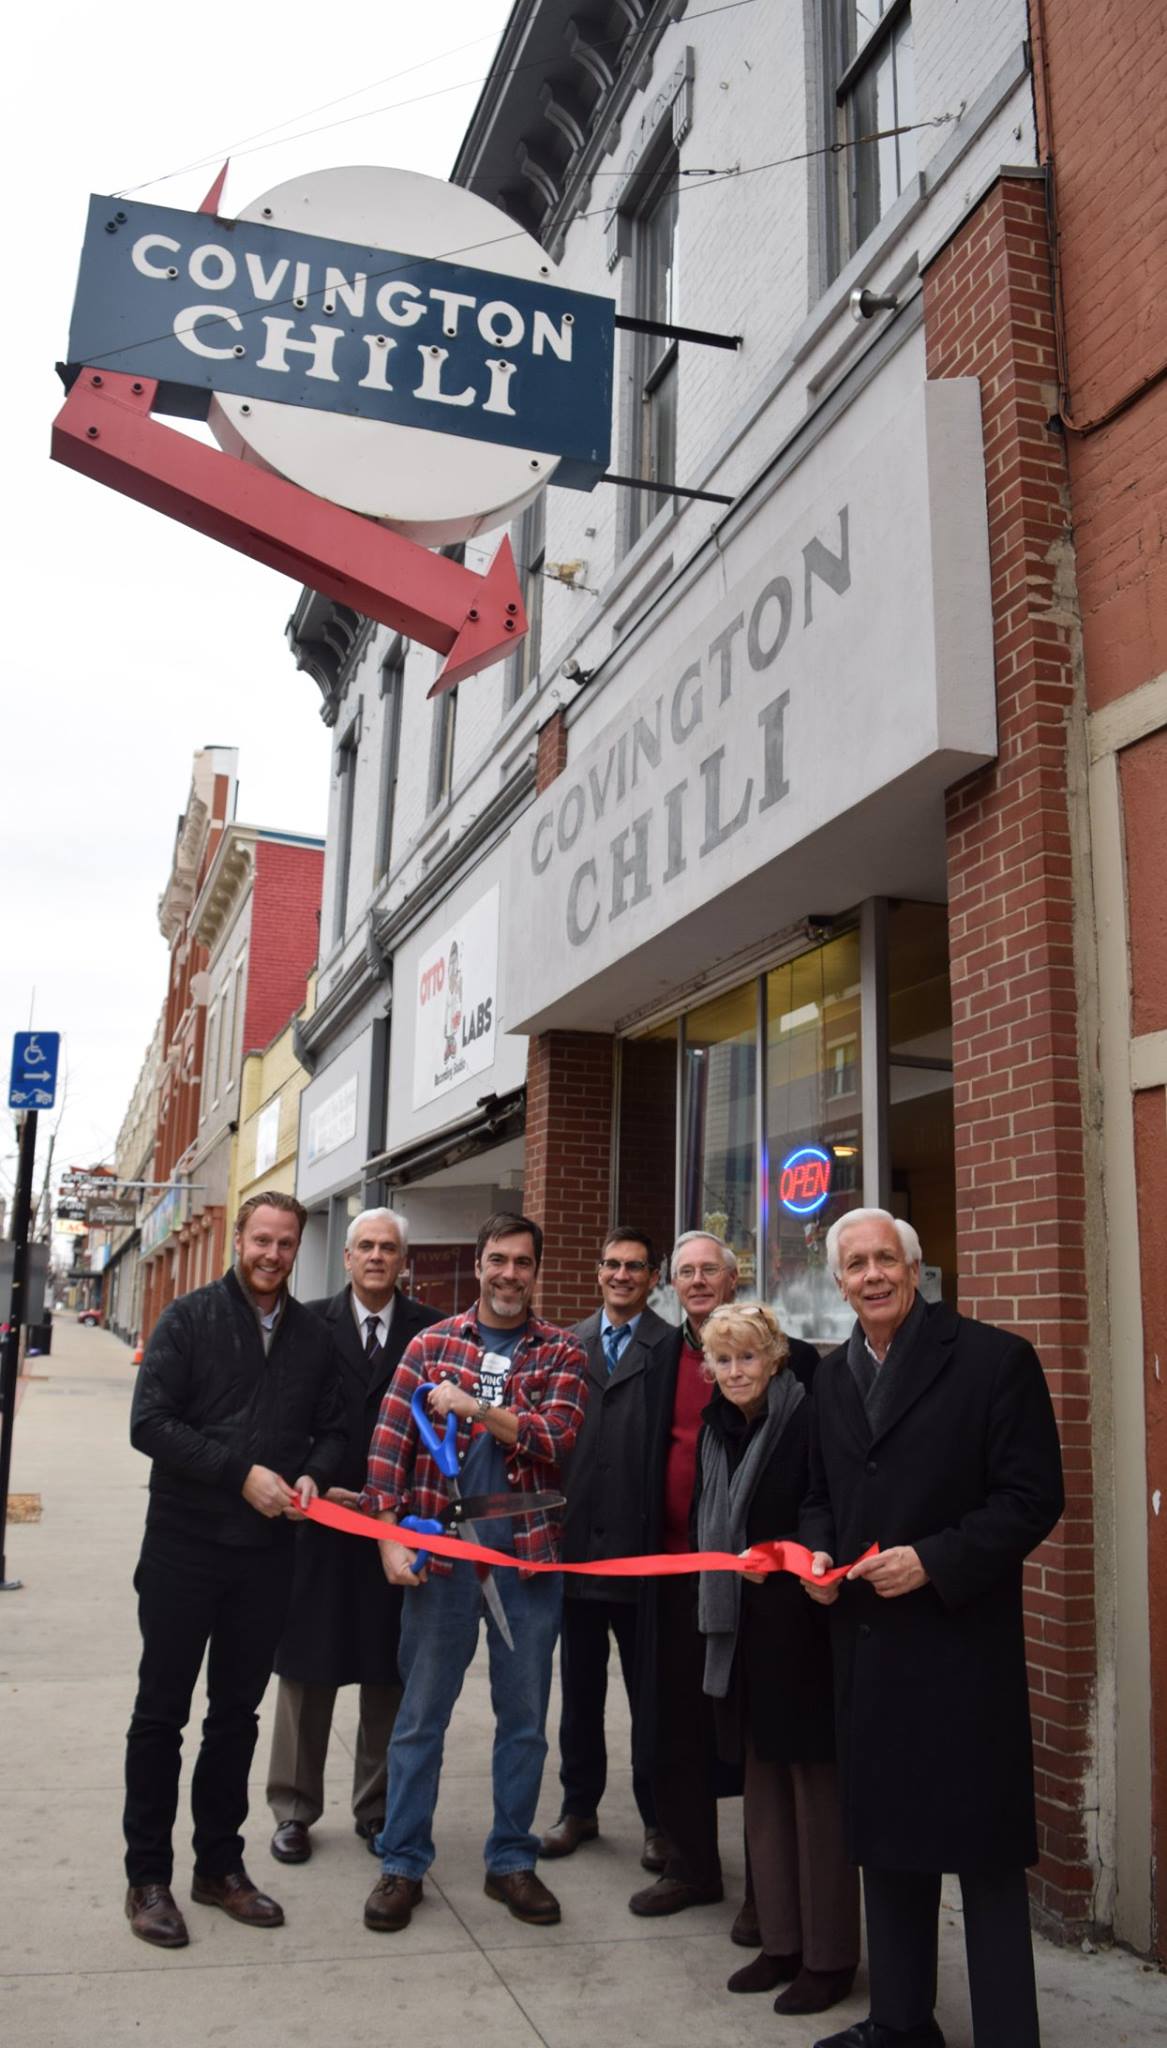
[523,1031,614,1327]
[535,710,569,792]
[925,175,1095,1936]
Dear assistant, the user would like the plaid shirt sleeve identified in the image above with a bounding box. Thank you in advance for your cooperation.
[511,1331,588,1473]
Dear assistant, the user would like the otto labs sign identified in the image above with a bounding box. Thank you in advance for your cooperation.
[413,885,500,1111]
[65,186,613,493]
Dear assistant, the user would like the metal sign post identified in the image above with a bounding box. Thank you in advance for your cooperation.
[2,1033,59,1589]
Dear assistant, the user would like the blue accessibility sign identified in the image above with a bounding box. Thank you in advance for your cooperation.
[9,1032,61,1111]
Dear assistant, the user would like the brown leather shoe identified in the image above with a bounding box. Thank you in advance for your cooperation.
[628,1875,724,1916]
[364,1874,422,1932]
[640,1829,669,1873]
[538,1813,599,1858]
[125,1883,189,1948]
[727,1950,801,1993]
[271,1820,311,1864]
[484,1869,561,1925]
[191,1868,284,1926]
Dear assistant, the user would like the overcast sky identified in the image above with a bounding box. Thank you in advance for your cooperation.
[1,2,515,1213]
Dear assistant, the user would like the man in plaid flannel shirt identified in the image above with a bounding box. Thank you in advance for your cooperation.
[359,1212,587,1934]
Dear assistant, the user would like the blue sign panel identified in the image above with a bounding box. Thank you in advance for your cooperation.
[65,196,614,490]
[9,1032,61,1111]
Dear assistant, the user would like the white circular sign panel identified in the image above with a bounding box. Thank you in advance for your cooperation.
[209,166,560,545]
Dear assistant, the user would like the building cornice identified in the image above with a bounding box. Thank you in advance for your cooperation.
[450,0,690,257]
[286,590,376,726]
[192,824,257,954]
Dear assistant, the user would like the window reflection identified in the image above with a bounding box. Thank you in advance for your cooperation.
[765,932,863,1345]
[681,984,758,1289]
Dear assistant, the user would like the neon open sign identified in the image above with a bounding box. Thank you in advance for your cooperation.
[778,1144,833,1216]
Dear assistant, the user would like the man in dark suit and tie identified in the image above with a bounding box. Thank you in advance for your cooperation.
[539,1228,673,1872]
[266,1207,441,1864]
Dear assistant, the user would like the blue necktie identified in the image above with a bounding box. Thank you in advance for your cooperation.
[604,1324,631,1374]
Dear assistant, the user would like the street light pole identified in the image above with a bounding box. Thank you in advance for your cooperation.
[0,1107,37,1590]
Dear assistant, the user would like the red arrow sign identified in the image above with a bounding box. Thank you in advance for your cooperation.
[50,369,526,692]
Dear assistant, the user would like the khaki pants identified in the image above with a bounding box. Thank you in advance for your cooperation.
[266,1678,401,1833]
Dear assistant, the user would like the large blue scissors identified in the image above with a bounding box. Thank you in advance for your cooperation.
[400,1385,563,1652]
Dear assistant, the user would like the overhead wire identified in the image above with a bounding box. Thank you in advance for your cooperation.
[113,0,766,198]
[77,115,956,373]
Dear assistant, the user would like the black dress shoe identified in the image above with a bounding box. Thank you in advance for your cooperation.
[125,1883,189,1948]
[539,1813,598,1858]
[485,1869,561,1924]
[271,1820,311,1864]
[813,2020,946,2048]
[628,1875,723,1916]
[727,1950,801,1992]
[640,1829,669,1872]
[774,1964,856,2015]
[191,1868,284,1927]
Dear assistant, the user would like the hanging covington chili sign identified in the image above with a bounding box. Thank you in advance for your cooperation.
[65,191,614,490]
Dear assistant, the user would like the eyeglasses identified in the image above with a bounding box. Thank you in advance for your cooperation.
[676,1263,724,1281]
[599,1258,649,1273]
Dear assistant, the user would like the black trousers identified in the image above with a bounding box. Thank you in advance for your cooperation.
[864,1864,1041,2047]
[123,1524,294,1885]
[651,1576,721,1890]
[556,1594,656,1828]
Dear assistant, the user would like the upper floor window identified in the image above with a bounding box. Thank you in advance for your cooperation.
[628,160,680,547]
[428,686,458,813]
[507,494,545,707]
[332,705,360,945]
[375,641,405,881]
[826,0,916,275]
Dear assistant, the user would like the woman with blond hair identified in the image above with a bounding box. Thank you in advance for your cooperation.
[693,1302,859,2017]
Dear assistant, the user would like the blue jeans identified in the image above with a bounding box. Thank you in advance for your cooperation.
[378,1561,563,1879]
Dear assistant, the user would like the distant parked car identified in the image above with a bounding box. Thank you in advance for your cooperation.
[77,1307,102,1327]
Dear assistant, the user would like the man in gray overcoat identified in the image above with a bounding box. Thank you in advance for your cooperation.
[801,1208,1064,2048]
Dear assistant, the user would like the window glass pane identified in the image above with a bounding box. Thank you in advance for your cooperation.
[887,901,956,1304]
[764,932,863,1344]
[681,984,758,1287]
[894,19,917,186]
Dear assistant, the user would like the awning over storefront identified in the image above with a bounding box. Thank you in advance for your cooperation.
[366,1085,525,1189]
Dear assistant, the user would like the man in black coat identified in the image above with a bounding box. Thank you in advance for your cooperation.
[123,1192,346,1951]
[539,1227,674,1872]
[266,1207,441,1865]
[800,1208,1064,2048]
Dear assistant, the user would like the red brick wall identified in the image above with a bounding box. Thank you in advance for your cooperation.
[1029,0,1167,708]
[243,839,323,1054]
[924,175,1095,1934]
[524,1030,615,1327]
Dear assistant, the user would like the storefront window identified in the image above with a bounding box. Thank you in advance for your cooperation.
[617,903,955,1342]
[681,983,758,1288]
[765,931,863,1345]
[887,900,956,1302]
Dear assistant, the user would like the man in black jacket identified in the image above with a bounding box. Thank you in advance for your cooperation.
[801,1208,1064,2048]
[539,1227,674,1872]
[122,1192,345,1951]
[266,1207,441,1865]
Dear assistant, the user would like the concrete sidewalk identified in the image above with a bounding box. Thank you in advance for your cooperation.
[2,1315,1164,2048]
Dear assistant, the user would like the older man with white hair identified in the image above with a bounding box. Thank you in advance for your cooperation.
[800,1208,1064,2048]
[266,1207,441,1866]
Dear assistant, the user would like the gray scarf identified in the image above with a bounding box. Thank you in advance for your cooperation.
[696,1368,805,1698]
[846,1292,926,1438]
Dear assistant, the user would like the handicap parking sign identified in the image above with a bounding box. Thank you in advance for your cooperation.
[9,1032,61,1110]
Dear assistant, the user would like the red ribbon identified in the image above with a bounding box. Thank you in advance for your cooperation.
[304,1495,874,1584]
